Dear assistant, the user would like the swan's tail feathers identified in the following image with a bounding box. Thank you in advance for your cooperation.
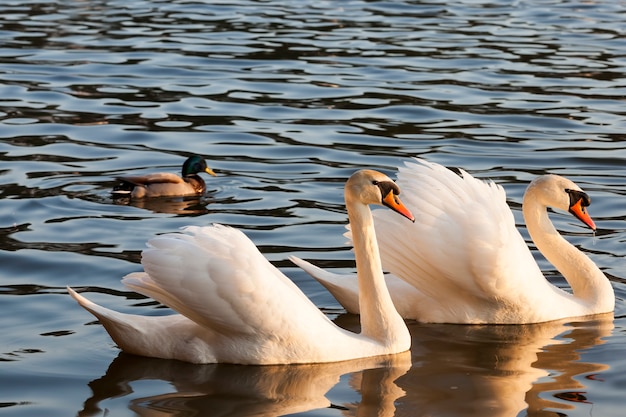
[68,287,212,362]
[68,287,123,324]
[67,286,157,356]
[289,256,361,314]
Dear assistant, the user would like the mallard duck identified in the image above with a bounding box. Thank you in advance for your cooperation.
[292,157,614,324]
[112,155,217,198]
[69,169,415,364]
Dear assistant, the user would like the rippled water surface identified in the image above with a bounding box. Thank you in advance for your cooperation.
[1,1,626,416]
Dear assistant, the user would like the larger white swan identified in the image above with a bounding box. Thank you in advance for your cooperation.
[68,169,415,364]
[292,158,614,324]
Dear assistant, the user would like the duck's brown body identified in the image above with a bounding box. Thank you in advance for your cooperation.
[112,155,216,198]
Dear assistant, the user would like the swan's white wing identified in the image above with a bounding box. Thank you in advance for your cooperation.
[123,225,334,338]
[372,158,544,310]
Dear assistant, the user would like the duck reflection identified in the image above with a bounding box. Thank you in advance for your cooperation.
[77,315,612,417]
[112,195,211,215]
[78,350,411,417]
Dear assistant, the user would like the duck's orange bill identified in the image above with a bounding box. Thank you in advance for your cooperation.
[205,167,217,177]
[382,191,415,223]
[569,198,596,231]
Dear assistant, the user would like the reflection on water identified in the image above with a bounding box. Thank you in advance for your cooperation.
[79,351,411,417]
[401,317,613,417]
[1,0,625,416]
[528,319,614,414]
[75,317,613,417]
[112,195,212,216]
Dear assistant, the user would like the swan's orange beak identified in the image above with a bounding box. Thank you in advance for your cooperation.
[569,198,596,231]
[382,191,415,222]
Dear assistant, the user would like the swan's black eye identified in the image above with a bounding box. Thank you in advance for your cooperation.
[372,180,379,185]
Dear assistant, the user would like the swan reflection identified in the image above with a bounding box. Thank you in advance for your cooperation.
[78,350,411,417]
[77,316,612,416]
[399,316,613,416]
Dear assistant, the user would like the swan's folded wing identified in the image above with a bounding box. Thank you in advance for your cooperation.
[122,225,332,338]
[372,158,542,303]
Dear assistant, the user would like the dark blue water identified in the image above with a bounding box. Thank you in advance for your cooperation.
[1,1,625,416]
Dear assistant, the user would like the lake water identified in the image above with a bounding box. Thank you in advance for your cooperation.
[1,0,625,416]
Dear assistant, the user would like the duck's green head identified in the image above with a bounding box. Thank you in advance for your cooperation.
[182,155,217,177]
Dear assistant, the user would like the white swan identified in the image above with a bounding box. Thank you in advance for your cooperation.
[292,158,614,324]
[68,169,415,364]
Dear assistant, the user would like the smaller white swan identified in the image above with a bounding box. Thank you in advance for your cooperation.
[68,169,415,364]
[292,158,614,324]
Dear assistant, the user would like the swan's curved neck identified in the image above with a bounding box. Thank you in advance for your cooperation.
[346,197,407,343]
[522,191,612,311]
